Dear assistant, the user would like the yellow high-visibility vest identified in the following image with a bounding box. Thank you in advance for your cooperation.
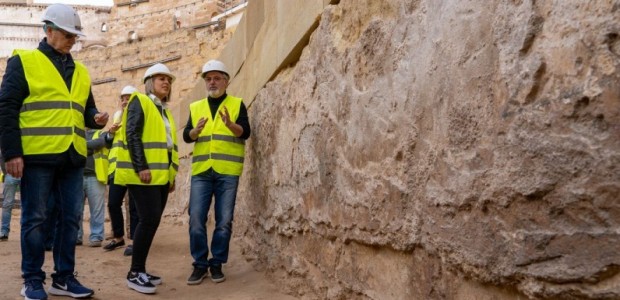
[92,130,109,184]
[189,95,245,176]
[107,129,123,178]
[14,49,90,157]
[115,92,179,185]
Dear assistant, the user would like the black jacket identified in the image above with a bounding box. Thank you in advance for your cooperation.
[0,38,103,167]
[126,95,169,172]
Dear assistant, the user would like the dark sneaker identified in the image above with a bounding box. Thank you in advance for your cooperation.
[127,271,156,294]
[21,280,48,300]
[103,239,125,251]
[210,265,225,283]
[147,273,162,285]
[76,239,83,246]
[48,275,94,298]
[186,267,208,285]
[0,233,8,241]
[123,244,133,256]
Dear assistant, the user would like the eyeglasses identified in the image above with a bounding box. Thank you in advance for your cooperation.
[204,76,225,82]
[48,24,78,39]
[56,28,78,39]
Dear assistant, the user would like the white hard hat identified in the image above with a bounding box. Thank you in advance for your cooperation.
[120,85,137,96]
[201,60,229,78]
[41,3,85,37]
[143,63,176,83]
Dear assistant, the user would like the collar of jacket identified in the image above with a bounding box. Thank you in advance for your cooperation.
[207,93,227,102]
[149,93,167,109]
[38,38,73,63]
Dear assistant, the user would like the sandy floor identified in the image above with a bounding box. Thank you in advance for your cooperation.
[0,210,297,300]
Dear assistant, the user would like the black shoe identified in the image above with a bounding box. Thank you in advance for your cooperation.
[103,239,125,251]
[186,267,208,285]
[0,233,8,241]
[76,239,83,246]
[127,271,156,294]
[210,265,225,283]
[147,273,162,285]
[123,244,133,256]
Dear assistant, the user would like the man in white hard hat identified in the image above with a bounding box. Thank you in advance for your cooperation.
[0,3,105,299]
[184,60,251,285]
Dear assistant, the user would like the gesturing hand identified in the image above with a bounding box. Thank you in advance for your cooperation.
[195,117,207,134]
[218,106,231,127]
[190,117,207,141]
[109,123,121,134]
[94,112,109,126]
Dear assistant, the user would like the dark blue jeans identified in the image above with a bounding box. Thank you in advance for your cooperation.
[189,169,239,269]
[20,165,83,281]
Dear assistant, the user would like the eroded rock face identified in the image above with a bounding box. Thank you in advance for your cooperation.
[236,0,620,299]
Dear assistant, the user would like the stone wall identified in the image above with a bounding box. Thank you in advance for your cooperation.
[104,0,219,46]
[235,0,620,299]
[1,0,619,298]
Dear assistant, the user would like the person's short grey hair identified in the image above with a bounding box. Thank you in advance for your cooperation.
[220,71,230,81]
[144,77,172,103]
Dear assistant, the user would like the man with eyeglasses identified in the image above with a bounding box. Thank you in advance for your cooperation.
[184,60,251,285]
[0,3,107,300]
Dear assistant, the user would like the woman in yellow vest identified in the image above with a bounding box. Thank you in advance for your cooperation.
[114,63,179,294]
[183,60,251,285]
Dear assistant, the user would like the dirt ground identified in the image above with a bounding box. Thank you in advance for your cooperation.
[0,209,298,300]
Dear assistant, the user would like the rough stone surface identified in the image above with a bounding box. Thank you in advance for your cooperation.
[237,0,620,299]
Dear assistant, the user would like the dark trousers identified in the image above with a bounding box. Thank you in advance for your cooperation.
[108,180,139,239]
[127,184,169,273]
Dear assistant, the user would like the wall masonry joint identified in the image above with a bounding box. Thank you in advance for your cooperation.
[192,20,219,30]
[117,0,149,7]
[121,55,182,72]
[0,22,43,28]
[92,77,116,85]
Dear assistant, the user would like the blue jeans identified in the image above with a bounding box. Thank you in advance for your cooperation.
[189,169,239,268]
[78,175,106,242]
[44,194,59,250]
[20,165,83,281]
[1,174,20,235]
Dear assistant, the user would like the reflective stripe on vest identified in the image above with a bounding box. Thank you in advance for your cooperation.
[92,130,110,184]
[107,136,123,177]
[189,95,245,176]
[15,49,90,157]
[114,92,179,186]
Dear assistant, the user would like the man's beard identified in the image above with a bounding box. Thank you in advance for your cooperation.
[208,89,224,98]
